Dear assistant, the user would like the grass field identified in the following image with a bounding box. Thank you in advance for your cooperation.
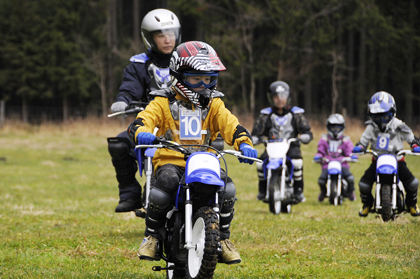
[1,118,419,278]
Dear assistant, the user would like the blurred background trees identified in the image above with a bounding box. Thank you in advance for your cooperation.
[0,0,419,126]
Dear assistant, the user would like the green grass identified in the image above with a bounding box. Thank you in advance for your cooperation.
[1,119,419,278]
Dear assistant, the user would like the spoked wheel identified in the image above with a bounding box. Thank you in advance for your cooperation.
[381,184,393,222]
[329,180,338,206]
[268,173,282,214]
[187,206,219,279]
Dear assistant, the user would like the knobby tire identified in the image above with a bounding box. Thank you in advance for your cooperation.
[187,206,220,279]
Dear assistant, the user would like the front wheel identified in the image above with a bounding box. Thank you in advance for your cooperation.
[268,172,282,214]
[329,180,338,206]
[187,207,219,279]
[380,184,393,222]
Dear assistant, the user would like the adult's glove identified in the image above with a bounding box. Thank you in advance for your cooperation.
[313,155,322,162]
[412,144,420,153]
[299,134,311,144]
[239,143,258,165]
[252,136,260,145]
[111,101,128,113]
[352,145,364,153]
[137,132,156,145]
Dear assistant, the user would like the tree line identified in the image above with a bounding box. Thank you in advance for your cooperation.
[0,0,419,126]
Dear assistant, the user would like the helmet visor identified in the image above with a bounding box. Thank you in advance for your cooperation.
[371,111,393,124]
[156,28,180,39]
[271,90,289,100]
[183,71,218,89]
[328,124,344,136]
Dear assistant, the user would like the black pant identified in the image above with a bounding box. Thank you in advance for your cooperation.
[359,160,417,206]
[146,164,237,240]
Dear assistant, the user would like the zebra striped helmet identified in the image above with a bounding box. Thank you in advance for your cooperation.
[170,41,226,109]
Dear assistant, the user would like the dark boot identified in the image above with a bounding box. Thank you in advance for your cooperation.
[318,182,327,202]
[358,193,373,217]
[257,180,267,201]
[346,180,356,201]
[293,180,306,203]
[359,180,373,217]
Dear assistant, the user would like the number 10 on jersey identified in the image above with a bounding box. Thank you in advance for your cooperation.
[180,108,202,140]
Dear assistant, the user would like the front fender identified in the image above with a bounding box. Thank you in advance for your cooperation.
[267,158,283,170]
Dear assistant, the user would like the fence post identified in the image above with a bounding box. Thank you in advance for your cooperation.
[0,99,4,128]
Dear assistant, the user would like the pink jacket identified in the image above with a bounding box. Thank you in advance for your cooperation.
[315,134,354,170]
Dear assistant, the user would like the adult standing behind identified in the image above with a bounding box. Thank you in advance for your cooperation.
[107,9,181,213]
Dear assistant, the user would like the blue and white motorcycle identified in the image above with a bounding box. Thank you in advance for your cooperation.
[354,149,420,221]
[261,138,298,214]
[136,138,261,279]
[314,156,358,206]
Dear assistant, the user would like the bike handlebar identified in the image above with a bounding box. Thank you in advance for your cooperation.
[136,137,262,163]
[254,138,298,146]
[351,149,420,158]
[313,156,358,164]
[107,101,149,118]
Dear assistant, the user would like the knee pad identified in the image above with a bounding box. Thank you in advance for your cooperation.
[291,159,303,181]
[155,167,181,193]
[108,137,138,186]
[405,177,419,194]
[148,187,172,213]
[108,137,131,160]
[222,181,236,201]
[219,181,236,231]
[359,180,372,194]
[146,188,172,233]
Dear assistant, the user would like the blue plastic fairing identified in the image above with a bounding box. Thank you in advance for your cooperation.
[377,165,397,175]
[185,169,225,187]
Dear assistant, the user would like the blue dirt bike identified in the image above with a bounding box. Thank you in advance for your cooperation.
[313,156,358,206]
[256,138,299,214]
[136,138,261,279]
[353,149,420,221]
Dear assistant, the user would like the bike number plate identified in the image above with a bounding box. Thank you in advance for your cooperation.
[376,133,390,150]
[180,108,202,140]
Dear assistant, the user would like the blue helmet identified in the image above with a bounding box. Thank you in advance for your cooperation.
[367,91,396,131]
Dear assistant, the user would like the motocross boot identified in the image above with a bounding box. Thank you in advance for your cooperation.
[405,178,419,216]
[347,191,356,201]
[220,239,241,265]
[359,205,372,217]
[257,180,267,201]
[359,181,373,217]
[293,181,306,203]
[408,204,420,217]
[137,236,160,261]
[346,179,356,201]
[318,191,326,202]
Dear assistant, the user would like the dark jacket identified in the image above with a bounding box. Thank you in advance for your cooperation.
[115,50,172,104]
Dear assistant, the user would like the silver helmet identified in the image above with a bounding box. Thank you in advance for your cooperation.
[267,81,290,109]
[326,113,346,139]
[141,8,181,53]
